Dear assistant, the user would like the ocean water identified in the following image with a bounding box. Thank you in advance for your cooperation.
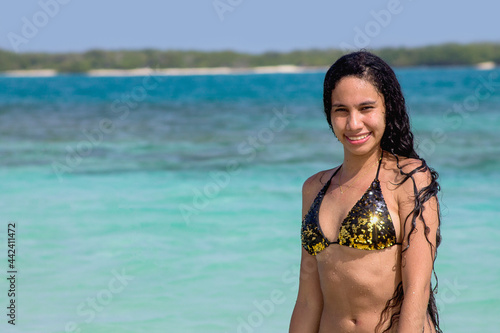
[0,68,499,333]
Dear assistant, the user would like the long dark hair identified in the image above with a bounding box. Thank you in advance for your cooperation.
[323,51,442,333]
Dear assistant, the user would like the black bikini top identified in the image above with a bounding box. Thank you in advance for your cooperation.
[301,154,401,255]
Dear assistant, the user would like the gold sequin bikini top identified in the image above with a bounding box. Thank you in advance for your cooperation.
[301,154,401,255]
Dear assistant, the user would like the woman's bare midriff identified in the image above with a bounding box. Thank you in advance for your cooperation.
[316,244,401,333]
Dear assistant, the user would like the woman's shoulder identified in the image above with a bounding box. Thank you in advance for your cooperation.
[302,167,340,195]
[384,153,430,175]
[383,153,434,195]
[301,168,338,212]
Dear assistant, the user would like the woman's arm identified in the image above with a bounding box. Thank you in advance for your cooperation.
[289,248,323,332]
[289,175,324,333]
[397,165,440,333]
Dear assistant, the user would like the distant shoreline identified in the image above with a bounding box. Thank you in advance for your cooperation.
[1,62,496,78]
[0,65,326,77]
[1,43,499,75]
[85,65,327,77]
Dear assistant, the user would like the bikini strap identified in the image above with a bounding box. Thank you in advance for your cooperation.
[329,165,342,182]
[375,151,384,180]
[315,166,342,198]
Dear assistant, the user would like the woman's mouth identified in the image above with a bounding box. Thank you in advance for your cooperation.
[345,132,371,144]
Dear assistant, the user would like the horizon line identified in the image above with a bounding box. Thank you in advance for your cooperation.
[2,41,500,55]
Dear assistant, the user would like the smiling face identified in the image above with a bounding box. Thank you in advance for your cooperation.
[330,76,386,157]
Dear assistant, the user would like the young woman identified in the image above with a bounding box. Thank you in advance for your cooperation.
[289,51,442,333]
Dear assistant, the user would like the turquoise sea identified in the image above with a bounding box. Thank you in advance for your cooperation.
[0,68,499,332]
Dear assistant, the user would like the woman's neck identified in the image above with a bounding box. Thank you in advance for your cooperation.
[341,148,383,179]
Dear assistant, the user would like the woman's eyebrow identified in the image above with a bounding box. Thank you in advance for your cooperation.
[331,100,377,108]
[358,100,377,106]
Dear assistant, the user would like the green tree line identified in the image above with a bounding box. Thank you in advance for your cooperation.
[1,43,499,73]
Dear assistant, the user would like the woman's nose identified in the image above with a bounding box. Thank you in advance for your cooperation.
[346,111,362,130]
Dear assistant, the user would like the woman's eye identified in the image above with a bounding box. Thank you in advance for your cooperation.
[334,108,347,112]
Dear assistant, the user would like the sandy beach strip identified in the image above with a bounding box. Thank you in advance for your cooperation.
[0,65,327,77]
[474,61,496,70]
[1,69,58,77]
[87,65,326,77]
[1,62,497,77]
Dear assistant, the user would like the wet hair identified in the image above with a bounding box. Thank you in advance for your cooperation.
[323,51,442,333]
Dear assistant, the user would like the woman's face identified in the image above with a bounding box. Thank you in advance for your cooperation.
[330,76,386,157]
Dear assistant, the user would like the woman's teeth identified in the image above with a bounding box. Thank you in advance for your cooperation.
[348,133,370,141]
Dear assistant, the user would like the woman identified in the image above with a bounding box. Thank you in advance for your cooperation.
[289,51,442,333]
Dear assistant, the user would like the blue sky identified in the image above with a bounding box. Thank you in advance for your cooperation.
[1,0,499,53]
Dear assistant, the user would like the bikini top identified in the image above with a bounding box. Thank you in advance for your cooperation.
[301,155,401,255]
